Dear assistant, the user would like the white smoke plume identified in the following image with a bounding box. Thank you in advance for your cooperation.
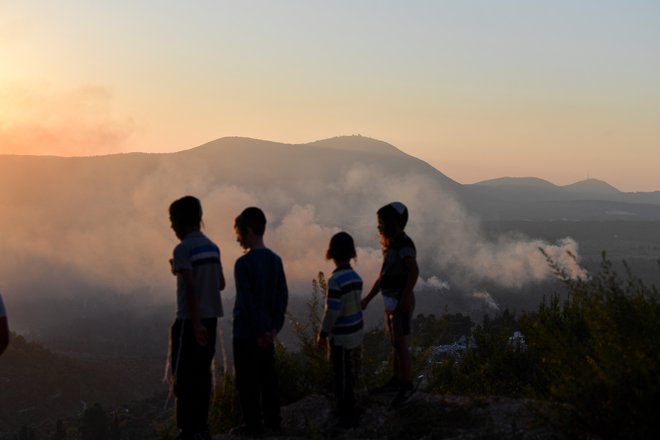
[417,276,451,292]
[0,147,586,317]
[471,291,501,312]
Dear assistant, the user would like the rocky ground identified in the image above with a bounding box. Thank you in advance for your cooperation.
[212,392,585,439]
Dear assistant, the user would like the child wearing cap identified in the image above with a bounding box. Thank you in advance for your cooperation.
[361,202,419,408]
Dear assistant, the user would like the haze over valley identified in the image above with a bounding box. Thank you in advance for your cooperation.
[2,136,658,345]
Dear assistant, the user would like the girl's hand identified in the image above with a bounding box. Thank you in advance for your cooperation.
[360,297,370,310]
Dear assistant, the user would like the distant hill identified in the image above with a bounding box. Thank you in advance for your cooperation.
[306,135,404,155]
[469,175,660,220]
[562,178,621,196]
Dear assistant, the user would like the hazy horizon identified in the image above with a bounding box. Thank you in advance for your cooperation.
[0,134,655,193]
[1,1,659,192]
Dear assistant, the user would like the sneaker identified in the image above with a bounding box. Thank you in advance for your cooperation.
[371,377,401,394]
[390,383,415,408]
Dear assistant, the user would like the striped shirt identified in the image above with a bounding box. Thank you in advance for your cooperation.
[321,267,364,349]
[172,231,224,319]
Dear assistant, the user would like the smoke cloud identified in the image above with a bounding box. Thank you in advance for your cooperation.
[0,141,587,341]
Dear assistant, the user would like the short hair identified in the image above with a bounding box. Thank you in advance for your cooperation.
[377,202,408,238]
[235,207,267,236]
[326,231,357,262]
[169,196,202,229]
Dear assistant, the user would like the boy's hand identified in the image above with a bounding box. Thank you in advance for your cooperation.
[257,329,276,347]
[316,334,328,350]
[194,321,209,346]
[169,258,177,275]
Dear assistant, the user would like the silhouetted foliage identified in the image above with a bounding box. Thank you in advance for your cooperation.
[519,252,660,437]
[412,312,473,347]
[424,253,660,438]
[425,310,534,396]
[206,371,241,434]
[13,425,36,440]
[80,404,108,440]
[51,420,67,440]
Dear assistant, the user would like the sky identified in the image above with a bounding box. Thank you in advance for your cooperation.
[1,0,659,192]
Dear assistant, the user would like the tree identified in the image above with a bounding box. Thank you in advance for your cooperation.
[53,420,66,440]
[80,403,108,440]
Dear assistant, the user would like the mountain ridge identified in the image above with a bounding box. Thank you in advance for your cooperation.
[1,135,659,225]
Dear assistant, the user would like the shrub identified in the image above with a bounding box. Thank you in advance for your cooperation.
[425,310,534,396]
[208,372,242,433]
[424,253,660,437]
[520,253,660,437]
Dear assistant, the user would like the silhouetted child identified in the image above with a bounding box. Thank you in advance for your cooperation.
[0,293,8,356]
[317,232,364,428]
[232,207,289,437]
[361,202,419,408]
[168,196,225,440]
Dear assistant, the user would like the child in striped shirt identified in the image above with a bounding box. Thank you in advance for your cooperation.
[317,232,364,428]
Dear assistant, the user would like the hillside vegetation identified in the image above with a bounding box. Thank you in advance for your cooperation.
[0,335,164,438]
[2,257,659,439]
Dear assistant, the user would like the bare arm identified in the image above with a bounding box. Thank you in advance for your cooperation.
[360,276,381,310]
[181,269,208,346]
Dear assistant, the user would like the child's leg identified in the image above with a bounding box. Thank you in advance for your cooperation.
[233,338,263,433]
[393,335,412,383]
[331,342,356,425]
[259,343,281,429]
[391,307,413,384]
[189,318,217,432]
[171,320,197,434]
[351,345,367,396]
[173,319,217,435]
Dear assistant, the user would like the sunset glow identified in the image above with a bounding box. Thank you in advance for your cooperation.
[1,1,659,191]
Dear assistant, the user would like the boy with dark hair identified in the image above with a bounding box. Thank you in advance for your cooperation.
[168,196,225,440]
[232,207,289,437]
[361,202,419,408]
[317,232,364,428]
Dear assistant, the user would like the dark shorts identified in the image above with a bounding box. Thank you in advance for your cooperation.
[385,303,414,340]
